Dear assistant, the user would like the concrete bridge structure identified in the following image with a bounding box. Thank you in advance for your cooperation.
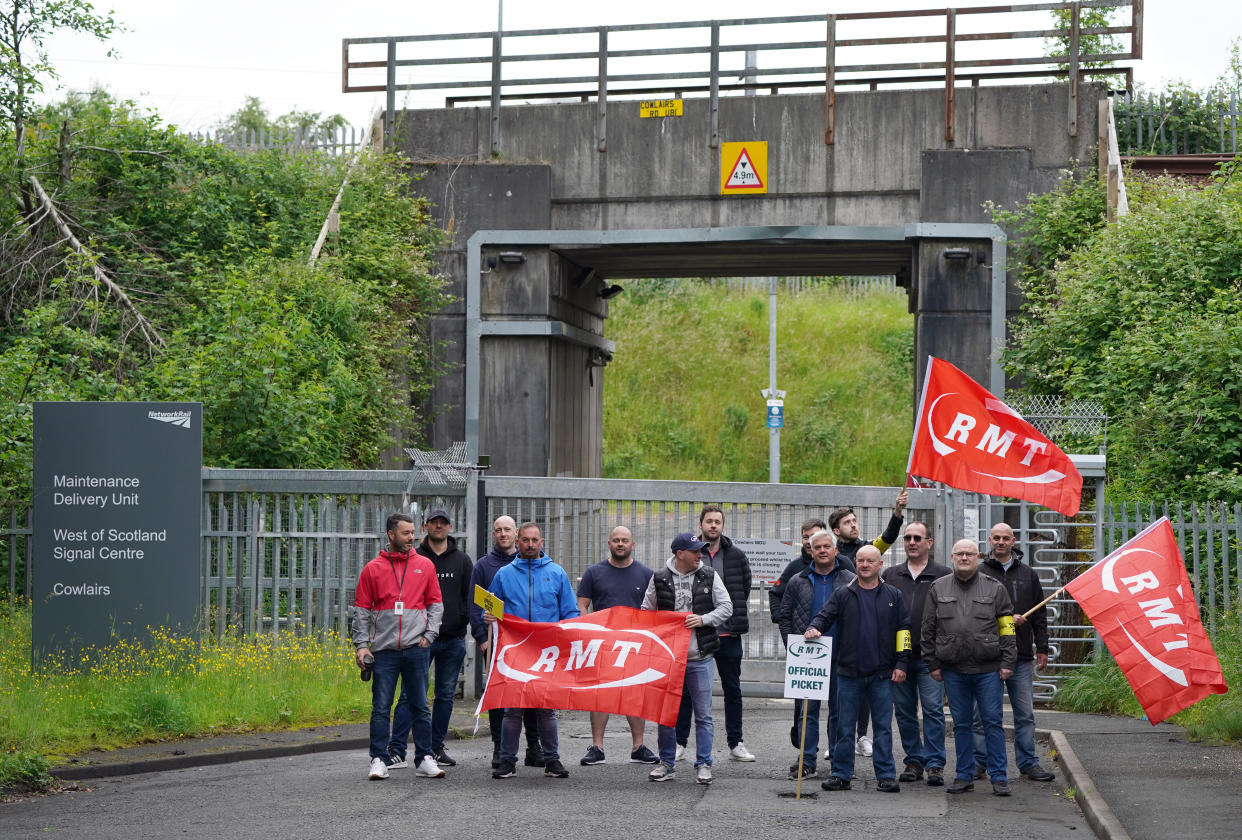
[396,80,1105,476]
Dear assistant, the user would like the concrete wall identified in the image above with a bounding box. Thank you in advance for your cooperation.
[397,83,1102,475]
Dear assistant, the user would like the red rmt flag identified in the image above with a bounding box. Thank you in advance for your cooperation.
[906,357,1083,516]
[1065,518,1228,724]
[478,607,692,726]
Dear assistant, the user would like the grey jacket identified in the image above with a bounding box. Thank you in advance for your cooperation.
[642,557,733,660]
[920,571,1017,675]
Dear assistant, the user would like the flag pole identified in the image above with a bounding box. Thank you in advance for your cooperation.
[1022,585,1067,620]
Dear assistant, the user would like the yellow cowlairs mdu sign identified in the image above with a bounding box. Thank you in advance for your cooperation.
[720,141,768,195]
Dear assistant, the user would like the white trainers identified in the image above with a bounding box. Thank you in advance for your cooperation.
[823,746,832,760]
[856,735,873,757]
[675,744,686,762]
[414,756,446,778]
[729,743,756,762]
[649,763,676,782]
[368,757,389,780]
[696,764,713,785]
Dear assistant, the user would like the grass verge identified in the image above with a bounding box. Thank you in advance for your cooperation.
[0,597,367,793]
[1056,613,1242,742]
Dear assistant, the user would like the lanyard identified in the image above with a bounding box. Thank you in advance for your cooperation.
[387,550,410,602]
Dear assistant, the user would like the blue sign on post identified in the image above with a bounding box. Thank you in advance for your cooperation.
[766,400,784,428]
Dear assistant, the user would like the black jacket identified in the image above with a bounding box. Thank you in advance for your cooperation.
[776,564,856,644]
[979,548,1049,661]
[881,557,951,660]
[419,535,474,639]
[700,534,752,635]
[807,579,912,678]
[768,547,856,623]
[834,512,905,565]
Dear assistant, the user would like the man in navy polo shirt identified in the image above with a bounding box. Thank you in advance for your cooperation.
[576,525,658,766]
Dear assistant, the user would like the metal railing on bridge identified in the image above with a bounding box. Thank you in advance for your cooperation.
[341,1,1142,151]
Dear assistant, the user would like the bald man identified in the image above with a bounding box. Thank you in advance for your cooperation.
[576,526,658,766]
[972,523,1055,783]
[921,539,1016,796]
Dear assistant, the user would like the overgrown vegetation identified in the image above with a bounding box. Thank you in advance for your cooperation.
[993,160,1242,502]
[1058,615,1242,742]
[603,281,913,485]
[0,597,366,793]
[0,89,448,506]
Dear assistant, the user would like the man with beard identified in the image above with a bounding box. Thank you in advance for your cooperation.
[352,513,444,781]
[485,523,579,780]
[468,515,544,769]
[576,525,658,766]
[387,508,473,769]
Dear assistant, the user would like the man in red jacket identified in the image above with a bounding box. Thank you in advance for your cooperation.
[352,513,444,781]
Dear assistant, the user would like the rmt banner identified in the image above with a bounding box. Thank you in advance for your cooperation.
[32,402,202,666]
[479,607,691,726]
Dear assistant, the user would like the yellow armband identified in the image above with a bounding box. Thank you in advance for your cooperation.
[895,629,912,652]
[997,615,1016,636]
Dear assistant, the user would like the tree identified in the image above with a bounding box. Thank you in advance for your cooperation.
[1048,4,1122,78]
[0,1,119,165]
[217,96,348,139]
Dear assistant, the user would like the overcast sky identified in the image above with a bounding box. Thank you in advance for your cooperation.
[41,1,1241,132]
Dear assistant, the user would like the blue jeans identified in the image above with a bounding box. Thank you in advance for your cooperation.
[892,658,946,769]
[389,635,467,755]
[972,658,1037,772]
[676,635,743,748]
[660,656,714,768]
[501,708,558,763]
[831,672,896,781]
[943,669,1006,782]
[792,699,821,770]
[369,646,431,762]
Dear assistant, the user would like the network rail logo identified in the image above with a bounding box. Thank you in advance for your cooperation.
[148,410,193,429]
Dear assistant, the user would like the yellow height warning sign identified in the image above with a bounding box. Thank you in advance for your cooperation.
[720,141,767,195]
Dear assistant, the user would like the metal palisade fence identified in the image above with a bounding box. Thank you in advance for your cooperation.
[186,126,365,155]
[1114,91,1242,155]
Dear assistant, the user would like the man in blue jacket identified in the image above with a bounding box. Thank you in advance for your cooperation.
[469,515,544,769]
[805,545,911,793]
[484,522,579,780]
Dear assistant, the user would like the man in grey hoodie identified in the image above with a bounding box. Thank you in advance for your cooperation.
[642,533,733,785]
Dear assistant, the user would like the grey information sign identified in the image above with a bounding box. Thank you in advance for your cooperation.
[32,402,202,665]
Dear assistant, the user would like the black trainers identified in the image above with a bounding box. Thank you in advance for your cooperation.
[877,778,901,793]
[629,745,659,764]
[947,777,974,794]
[992,780,1012,796]
[899,762,923,782]
[926,766,945,786]
[974,764,987,780]
[543,759,569,778]
[383,752,407,770]
[821,776,850,791]
[432,747,456,767]
[581,745,606,765]
[524,748,547,768]
[788,763,817,780]
[1022,764,1055,782]
[492,760,516,779]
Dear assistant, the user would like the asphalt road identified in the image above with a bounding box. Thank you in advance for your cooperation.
[3,701,1089,840]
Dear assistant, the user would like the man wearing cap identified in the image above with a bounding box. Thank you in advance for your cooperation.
[675,504,754,762]
[351,513,444,781]
[642,533,733,785]
[387,508,473,769]
[576,525,658,766]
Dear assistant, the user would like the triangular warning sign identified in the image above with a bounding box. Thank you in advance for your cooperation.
[725,148,764,189]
